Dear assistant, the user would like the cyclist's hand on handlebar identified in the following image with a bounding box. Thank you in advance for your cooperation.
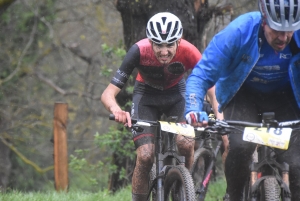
[111,109,132,127]
[185,111,209,127]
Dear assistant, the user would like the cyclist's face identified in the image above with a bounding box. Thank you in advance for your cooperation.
[151,40,179,65]
[263,24,294,51]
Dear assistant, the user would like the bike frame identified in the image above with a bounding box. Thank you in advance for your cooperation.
[194,133,222,198]
[225,112,293,201]
[108,114,196,201]
[154,122,186,201]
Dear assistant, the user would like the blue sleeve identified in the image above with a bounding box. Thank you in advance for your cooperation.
[185,17,243,115]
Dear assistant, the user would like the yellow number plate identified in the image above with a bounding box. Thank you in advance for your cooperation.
[159,121,195,138]
[243,127,292,150]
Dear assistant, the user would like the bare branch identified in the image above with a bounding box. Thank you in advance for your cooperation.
[0,9,38,86]
[39,16,54,39]
[62,43,93,65]
[0,136,53,174]
[34,72,101,100]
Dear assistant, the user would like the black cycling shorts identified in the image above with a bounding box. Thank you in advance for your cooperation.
[131,80,186,149]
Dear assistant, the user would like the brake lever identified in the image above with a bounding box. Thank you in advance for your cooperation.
[215,119,236,128]
[132,125,144,132]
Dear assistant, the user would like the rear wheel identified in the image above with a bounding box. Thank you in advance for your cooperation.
[191,147,214,200]
[164,165,195,201]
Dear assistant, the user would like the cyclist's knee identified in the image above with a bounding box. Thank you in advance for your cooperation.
[136,144,154,166]
[176,135,194,153]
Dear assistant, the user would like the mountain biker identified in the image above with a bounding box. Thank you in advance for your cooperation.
[185,0,300,200]
[101,12,216,201]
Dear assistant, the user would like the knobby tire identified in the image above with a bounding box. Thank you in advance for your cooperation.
[164,165,195,201]
[262,177,280,201]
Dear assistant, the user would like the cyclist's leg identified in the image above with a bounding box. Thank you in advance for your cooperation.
[131,82,159,200]
[223,88,258,201]
[276,136,300,201]
[132,144,155,200]
[176,134,195,170]
[270,88,300,201]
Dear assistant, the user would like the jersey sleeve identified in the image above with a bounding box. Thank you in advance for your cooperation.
[185,19,241,115]
[110,44,140,89]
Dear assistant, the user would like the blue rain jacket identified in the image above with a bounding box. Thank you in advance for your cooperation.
[185,11,300,114]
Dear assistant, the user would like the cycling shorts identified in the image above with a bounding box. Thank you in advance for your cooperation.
[131,80,185,149]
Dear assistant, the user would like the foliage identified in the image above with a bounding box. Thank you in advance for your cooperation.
[9,153,54,192]
[68,149,108,192]
[100,43,126,78]
[206,177,227,201]
[0,0,125,193]
[94,125,135,180]
[69,41,130,190]
[0,0,57,192]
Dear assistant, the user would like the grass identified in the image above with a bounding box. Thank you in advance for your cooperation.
[0,186,132,201]
[205,176,227,201]
[0,178,226,201]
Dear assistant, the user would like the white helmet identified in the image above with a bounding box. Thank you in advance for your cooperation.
[259,0,300,31]
[146,12,183,44]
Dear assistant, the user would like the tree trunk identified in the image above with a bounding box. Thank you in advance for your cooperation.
[116,0,203,51]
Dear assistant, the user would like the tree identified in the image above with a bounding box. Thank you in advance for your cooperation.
[0,0,124,191]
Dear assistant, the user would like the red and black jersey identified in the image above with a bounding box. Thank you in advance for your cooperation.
[111,38,201,90]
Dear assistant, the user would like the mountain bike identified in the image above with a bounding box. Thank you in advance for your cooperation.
[202,112,300,201]
[189,101,223,201]
[109,114,195,201]
[190,114,223,201]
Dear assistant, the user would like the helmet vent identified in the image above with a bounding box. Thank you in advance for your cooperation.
[171,21,179,37]
[156,22,162,33]
[161,17,167,25]
[150,22,158,37]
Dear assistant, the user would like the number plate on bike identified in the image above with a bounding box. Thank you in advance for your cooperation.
[243,127,292,150]
[159,121,195,138]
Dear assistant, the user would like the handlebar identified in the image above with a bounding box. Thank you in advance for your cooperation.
[109,114,300,136]
[220,119,300,128]
[109,114,158,125]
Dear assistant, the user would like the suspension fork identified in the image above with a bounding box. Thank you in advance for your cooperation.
[249,145,291,200]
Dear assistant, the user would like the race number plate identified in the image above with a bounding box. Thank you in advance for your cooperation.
[243,127,292,150]
[159,121,195,138]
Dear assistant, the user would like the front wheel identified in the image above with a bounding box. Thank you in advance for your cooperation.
[164,165,195,201]
[262,177,281,201]
[191,147,214,201]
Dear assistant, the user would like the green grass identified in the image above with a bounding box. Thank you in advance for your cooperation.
[0,178,226,201]
[0,186,132,201]
[205,176,227,201]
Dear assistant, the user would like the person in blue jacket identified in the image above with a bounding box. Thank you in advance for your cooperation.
[185,0,300,200]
